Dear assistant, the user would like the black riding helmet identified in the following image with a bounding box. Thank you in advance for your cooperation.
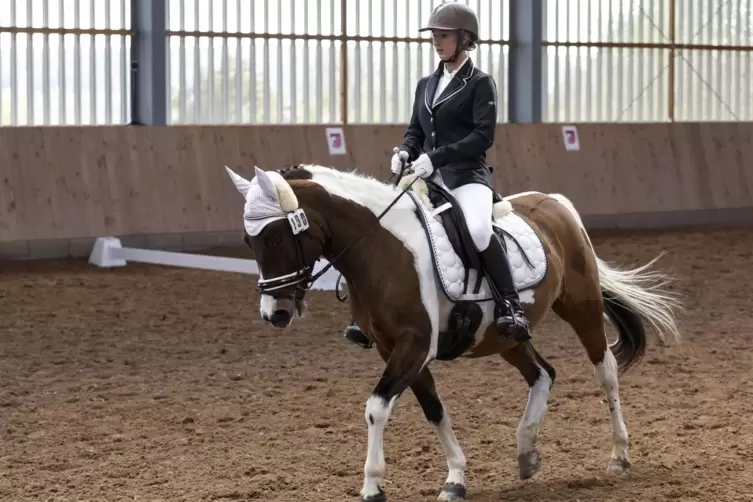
[419,2,479,61]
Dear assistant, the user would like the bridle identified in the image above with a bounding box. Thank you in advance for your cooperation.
[255,156,418,303]
[256,253,312,315]
[254,208,318,302]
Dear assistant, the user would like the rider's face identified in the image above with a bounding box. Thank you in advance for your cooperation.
[431,29,459,60]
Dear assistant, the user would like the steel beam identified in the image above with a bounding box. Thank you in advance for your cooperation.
[130,0,167,125]
[508,0,544,123]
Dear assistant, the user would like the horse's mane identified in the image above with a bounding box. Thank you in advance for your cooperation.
[275,163,513,219]
[277,163,393,189]
[277,164,314,181]
[275,163,414,215]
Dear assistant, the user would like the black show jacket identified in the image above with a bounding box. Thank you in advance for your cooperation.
[399,57,498,191]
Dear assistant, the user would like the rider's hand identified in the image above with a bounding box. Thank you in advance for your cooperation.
[411,153,434,179]
[390,150,409,174]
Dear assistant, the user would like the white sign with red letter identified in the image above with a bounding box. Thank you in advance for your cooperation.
[326,127,347,155]
[562,125,581,151]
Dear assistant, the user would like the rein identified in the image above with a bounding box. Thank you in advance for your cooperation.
[306,165,417,293]
[256,161,418,300]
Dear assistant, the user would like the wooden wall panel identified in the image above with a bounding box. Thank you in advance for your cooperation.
[0,123,752,243]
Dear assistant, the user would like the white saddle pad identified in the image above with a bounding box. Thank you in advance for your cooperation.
[408,191,548,303]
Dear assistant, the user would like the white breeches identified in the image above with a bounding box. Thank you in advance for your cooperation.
[449,183,494,252]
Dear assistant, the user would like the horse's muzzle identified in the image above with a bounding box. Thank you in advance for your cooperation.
[267,309,292,328]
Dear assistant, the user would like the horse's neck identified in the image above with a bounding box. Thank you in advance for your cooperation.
[313,194,399,288]
[320,203,378,275]
[292,173,419,296]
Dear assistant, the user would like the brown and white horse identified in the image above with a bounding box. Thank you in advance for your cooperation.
[225,163,682,502]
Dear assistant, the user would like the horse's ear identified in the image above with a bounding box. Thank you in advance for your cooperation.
[225,166,253,198]
[254,166,281,205]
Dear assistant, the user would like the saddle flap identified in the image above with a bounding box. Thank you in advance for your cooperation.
[424,180,484,280]
[406,180,548,304]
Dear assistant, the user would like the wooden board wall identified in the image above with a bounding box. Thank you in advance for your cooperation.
[1,123,752,243]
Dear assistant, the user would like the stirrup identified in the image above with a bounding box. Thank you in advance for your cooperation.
[494,299,531,342]
[343,321,373,349]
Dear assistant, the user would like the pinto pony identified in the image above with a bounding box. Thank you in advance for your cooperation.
[225,163,682,502]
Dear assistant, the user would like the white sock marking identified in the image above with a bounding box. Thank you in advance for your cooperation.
[434,413,467,490]
[361,394,397,498]
[594,347,630,467]
[516,366,552,457]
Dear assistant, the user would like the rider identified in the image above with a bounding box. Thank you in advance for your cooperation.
[343,2,531,347]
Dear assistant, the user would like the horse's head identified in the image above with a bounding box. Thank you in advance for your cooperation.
[225,165,325,328]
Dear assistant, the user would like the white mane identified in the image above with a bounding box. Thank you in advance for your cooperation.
[295,163,513,220]
[296,164,418,217]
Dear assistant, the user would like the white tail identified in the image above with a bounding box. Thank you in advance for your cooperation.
[595,254,683,344]
[548,192,683,345]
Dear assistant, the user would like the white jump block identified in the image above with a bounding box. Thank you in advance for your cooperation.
[88,237,341,291]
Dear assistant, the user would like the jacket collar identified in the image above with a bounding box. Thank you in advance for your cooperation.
[424,57,475,114]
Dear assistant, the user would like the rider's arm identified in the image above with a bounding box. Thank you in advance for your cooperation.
[400,81,427,161]
[427,74,498,169]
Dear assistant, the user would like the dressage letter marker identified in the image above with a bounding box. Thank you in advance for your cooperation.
[325,127,347,155]
[562,125,581,151]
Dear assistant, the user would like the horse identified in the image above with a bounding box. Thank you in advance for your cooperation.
[224,162,682,502]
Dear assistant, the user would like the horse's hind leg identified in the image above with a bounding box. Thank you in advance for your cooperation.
[552,293,631,475]
[410,367,467,501]
[498,341,556,480]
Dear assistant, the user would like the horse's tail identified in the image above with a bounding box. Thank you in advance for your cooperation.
[596,255,682,372]
[547,193,683,373]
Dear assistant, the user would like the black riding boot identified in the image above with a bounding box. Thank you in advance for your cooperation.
[343,319,372,348]
[479,234,532,342]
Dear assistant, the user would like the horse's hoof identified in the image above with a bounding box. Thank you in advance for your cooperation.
[438,482,467,501]
[606,456,632,476]
[517,450,541,480]
[360,486,387,502]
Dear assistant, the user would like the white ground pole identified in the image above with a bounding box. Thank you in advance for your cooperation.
[88,237,341,291]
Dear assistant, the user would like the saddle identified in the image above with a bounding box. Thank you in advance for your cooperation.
[399,175,547,360]
[409,177,537,299]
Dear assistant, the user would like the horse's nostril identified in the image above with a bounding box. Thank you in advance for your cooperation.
[269,309,292,327]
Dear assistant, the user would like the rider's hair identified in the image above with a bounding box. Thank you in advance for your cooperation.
[461,30,477,51]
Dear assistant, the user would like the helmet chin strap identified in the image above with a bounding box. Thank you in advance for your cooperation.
[443,30,466,64]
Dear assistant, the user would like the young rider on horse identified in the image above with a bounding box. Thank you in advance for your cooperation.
[343,2,532,347]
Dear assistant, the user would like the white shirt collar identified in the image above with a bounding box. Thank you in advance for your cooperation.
[442,55,470,77]
[431,56,472,106]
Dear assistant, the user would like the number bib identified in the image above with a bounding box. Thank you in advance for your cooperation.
[287,208,310,235]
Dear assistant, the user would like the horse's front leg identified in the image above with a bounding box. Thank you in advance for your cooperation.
[360,328,431,502]
[410,367,467,501]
